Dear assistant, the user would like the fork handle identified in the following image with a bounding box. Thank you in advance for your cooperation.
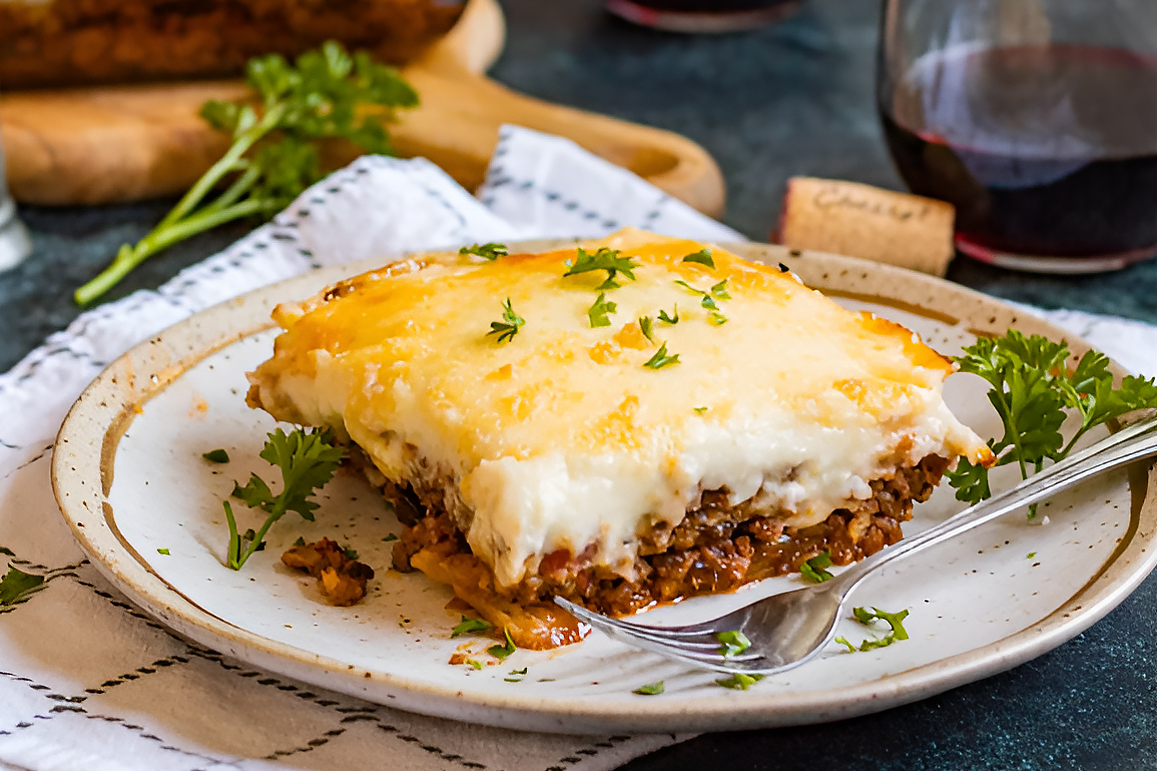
[831,414,1157,595]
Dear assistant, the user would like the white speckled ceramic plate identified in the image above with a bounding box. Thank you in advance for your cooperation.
[52,242,1157,735]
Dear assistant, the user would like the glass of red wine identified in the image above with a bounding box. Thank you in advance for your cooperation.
[878,0,1157,273]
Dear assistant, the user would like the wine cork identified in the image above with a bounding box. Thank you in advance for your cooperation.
[776,177,956,276]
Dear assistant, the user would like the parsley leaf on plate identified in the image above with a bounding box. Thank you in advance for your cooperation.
[853,606,910,640]
[0,566,44,606]
[451,616,495,638]
[488,627,517,661]
[717,630,752,657]
[800,551,833,583]
[716,672,764,690]
[223,427,344,570]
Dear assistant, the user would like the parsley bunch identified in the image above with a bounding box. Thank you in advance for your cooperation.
[75,41,418,305]
[948,330,1157,510]
[223,427,345,570]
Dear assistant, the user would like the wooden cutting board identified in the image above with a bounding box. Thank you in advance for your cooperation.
[0,0,725,217]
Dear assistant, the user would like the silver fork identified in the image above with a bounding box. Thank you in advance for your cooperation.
[555,414,1157,676]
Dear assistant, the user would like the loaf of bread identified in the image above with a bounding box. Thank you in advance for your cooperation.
[0,0,465,89]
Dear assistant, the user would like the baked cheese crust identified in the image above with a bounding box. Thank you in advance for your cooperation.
[248,229,991,593]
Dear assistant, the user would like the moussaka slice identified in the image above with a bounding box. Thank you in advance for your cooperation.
[246,229,992,649]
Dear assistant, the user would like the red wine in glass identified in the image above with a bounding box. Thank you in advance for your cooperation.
[880,44,1157,272]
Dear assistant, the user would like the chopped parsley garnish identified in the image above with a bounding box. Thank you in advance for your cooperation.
[717,630,752,657]
[293,536,306,546]
[504,667,528,682]
[488,626,517,661]
[708,311,728,326]
[682,249,715,269]
[834,606,911,652]
[342,546,359,561]
[223,427,344,570]
[643,343,680,370]
[658,306,679,324]
[800,551,834,583]
[451,616,495,638]
[466,659,483,670]
[675,279,729,312]
[459,242,508,261]
[1027,551,1036,559]
[157,548,170,556]
[853,606,910,640]
[694,406,709,415]
[948,330,1157,516]
[0,567,44,606]
[202,449,230,463]
[587,293,617,328]
[716,672,764,690]
[834,634,901,653]
[634,681,665,695]
[639,316,655,342]
[487,298,525,344]
[563,247,639,290]
[382,534,398,542]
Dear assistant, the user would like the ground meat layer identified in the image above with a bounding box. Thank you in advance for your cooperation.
[390,455,950,630]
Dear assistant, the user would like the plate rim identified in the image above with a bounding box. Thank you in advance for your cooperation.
[51,242,1157,734]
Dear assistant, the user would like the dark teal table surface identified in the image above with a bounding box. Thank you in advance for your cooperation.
[3,1,1156,768]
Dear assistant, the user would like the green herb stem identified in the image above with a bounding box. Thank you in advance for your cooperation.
[75,198,269,306]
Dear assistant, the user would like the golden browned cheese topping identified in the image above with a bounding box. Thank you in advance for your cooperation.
[249,229,989,588]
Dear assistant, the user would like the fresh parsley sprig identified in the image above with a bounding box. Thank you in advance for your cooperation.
[948,330,1157,511]
[223,427,345,570]
[75,41,418,305]
[488,298,525,343]
[564,248,639,290]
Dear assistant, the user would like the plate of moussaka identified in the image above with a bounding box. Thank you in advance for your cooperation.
[52,229,1157,734]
